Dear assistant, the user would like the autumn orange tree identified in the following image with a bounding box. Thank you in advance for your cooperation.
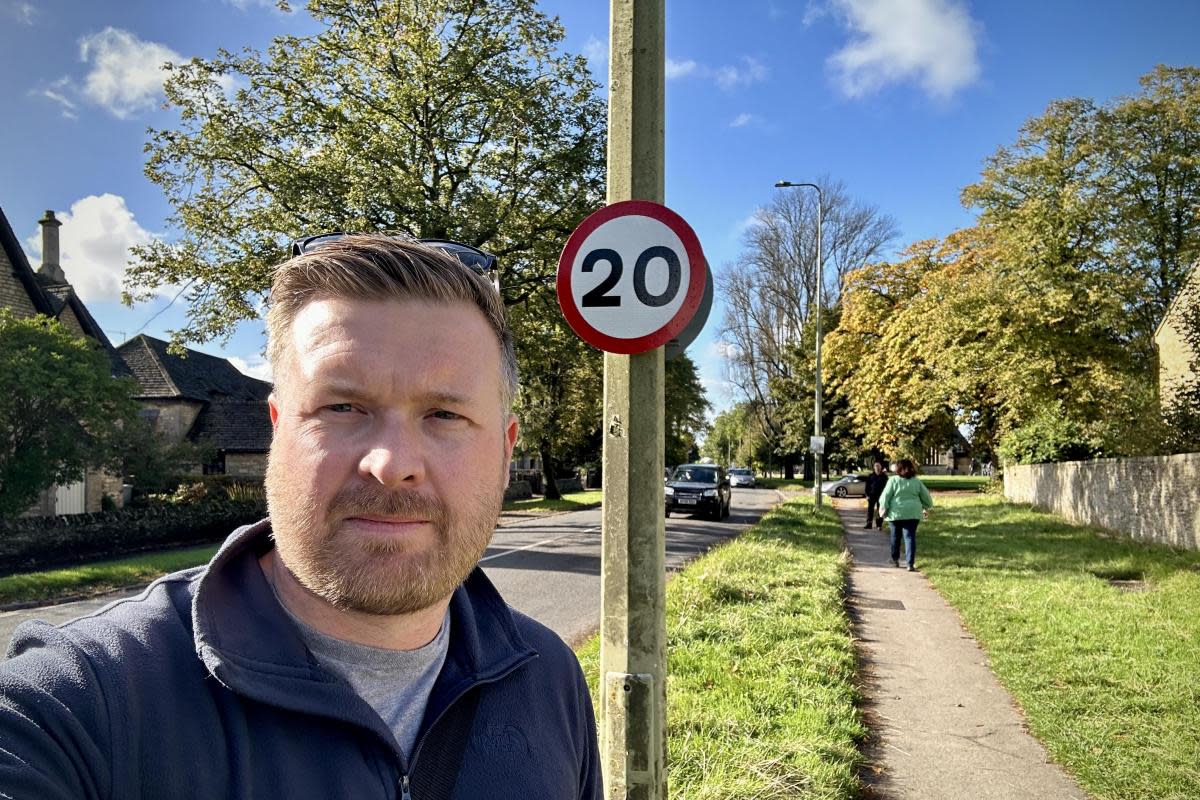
[828,66,1200,465]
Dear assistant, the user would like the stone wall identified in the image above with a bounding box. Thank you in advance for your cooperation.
[224,452,267,478]
[1004,453,1200,550]
[143,399,204,442]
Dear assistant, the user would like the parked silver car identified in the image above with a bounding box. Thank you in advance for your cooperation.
[821,474,868,498]
[729,468,756,488]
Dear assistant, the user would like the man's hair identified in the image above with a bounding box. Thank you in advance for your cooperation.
[266,234,518,408]
[873,461,884,468]
[896,459,918,478]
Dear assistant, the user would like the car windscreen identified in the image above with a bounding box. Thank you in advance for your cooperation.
[672,467,717,483]
[730,469,750,475]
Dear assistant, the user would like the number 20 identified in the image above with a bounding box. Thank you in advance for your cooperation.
[581,246,682,308]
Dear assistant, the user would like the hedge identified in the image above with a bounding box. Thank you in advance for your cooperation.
[0,500,266,576]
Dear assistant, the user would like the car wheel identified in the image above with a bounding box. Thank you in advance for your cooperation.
[665,508,671,518]
[834,486,848,498]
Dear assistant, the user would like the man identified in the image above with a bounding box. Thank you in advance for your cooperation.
[863,461,888,530]
[0,235,601,798]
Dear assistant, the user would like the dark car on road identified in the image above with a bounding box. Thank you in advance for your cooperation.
[665,463,731,520]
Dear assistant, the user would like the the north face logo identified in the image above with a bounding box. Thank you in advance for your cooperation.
[471,723,530,756]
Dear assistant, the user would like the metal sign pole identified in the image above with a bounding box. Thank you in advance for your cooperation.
[600,1,666,798]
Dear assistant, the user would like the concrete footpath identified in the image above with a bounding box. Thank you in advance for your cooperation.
[833,498,1088,800]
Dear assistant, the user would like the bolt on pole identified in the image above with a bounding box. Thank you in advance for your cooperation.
[599,0,667,798]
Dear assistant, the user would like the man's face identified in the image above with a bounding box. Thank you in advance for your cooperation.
[265,297,518,616]
[873,463,883,474]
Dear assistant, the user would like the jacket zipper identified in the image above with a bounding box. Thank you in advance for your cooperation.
[398,653,535,798]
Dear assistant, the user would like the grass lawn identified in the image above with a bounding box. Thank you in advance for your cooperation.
[919,475,991,491]
[921,495,1200,800]
[0,543,221,607]
[502,489,602,513]
[576,496,865,799]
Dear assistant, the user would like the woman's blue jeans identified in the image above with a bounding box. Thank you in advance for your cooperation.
[889,519,920,568]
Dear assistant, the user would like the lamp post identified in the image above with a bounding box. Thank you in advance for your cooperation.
[774,180,824,507]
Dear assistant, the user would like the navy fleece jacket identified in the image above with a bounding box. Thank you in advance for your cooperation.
[0,520,601,799]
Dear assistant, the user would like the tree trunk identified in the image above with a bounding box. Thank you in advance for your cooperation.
[785,455,796,480]
[539,439,562,501]
[800,453,812,482]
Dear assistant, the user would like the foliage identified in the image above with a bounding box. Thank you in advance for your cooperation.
[130,0,605,345]
[702,403,764,468]
[718,177,898,477]
[111,416,212,495]
[921,494,1200,800]
[511,293,603,500]
[664,354,710,467]
[0,310,140,518]
[828,66,1200,464]
[577,496,865,799]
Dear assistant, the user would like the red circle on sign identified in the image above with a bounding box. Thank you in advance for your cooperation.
[557,200,706,354]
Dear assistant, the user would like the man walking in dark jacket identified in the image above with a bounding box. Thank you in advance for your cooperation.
[864,461,888,529]
[0,235,601,798]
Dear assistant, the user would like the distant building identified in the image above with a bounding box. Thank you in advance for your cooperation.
[0,205,131,515]
[1155,261,1200,410]
[117,335,273,478]
[920,429,972,475]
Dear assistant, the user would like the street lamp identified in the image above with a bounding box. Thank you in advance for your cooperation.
[774,180,824,508]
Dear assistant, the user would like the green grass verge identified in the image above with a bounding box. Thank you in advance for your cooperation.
[921,495,1200,800]
[502,490,602,513]
[0,543,220,607]
[918,475,990,491]
[576,496,865,799]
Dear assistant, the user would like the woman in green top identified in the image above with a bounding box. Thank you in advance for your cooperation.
[879,458,934,571]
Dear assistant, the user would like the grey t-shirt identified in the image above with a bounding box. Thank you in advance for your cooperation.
[278,600,450,762]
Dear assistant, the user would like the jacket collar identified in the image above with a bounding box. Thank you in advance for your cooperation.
[191,519,538,744]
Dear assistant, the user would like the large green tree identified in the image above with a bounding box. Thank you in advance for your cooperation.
[0,310,140,518]
[664,354,710,468]
[128,0,605,344]
[510,292,602,500]
[831,66,1200,465]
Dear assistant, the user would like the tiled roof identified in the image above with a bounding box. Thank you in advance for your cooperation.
[116,335,272,402]
[0,204,130,378]
[190,400,273,452]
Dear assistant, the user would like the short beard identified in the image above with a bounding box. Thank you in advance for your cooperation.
[266,460,502,616]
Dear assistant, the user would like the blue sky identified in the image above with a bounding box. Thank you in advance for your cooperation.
[2,0,1197,415]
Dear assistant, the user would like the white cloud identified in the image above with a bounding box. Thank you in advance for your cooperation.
[827,0,981,99]
[583,36,607,71]
[37,78,77,119]
[25,194,155,303]
[663,56,767,91]
[665,58,698,79]
[730,112,756,128]
[714,57,768,90]
[223,0,288,10]
[78,27,182,119]
[229,355,274,382]
[3,1,36,24]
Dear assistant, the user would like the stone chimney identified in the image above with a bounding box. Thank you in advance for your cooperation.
[37,210,67,283]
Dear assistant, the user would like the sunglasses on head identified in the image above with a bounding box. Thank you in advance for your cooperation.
[290,232,499,283]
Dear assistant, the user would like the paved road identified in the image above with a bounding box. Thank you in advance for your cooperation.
[0,487,781,652]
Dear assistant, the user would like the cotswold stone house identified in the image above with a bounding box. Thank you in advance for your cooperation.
[116,335,273,477]
[1155,262,1200,410]
[0,205,131,515]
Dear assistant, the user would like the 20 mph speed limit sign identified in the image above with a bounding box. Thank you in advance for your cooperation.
[557,200,707,354]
